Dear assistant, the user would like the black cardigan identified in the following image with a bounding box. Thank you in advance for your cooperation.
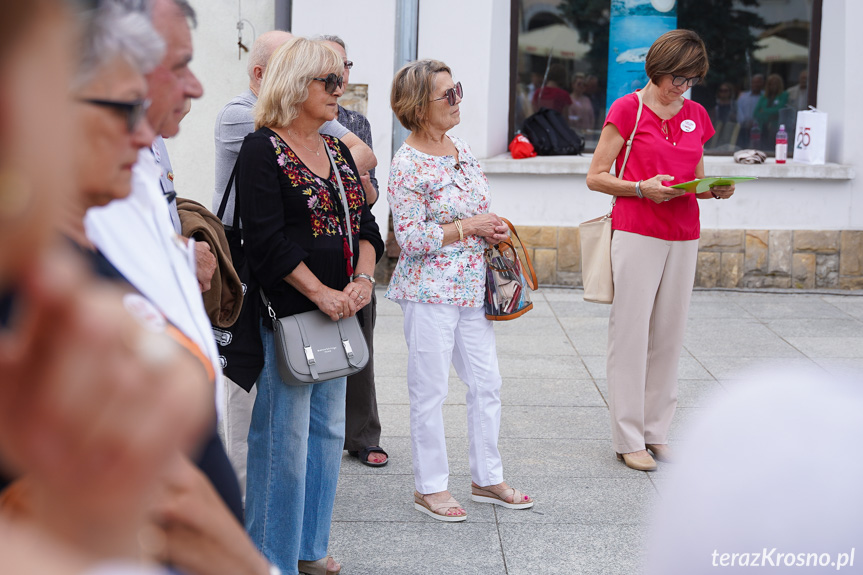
[237,128,384,319]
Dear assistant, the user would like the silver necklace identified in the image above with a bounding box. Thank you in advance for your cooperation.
[289,130,322,156]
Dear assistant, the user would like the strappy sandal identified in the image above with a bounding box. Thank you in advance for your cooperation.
[413,491,467,522]
[298,556,341,575]
[348,445,388,467]
[471,483,534,510]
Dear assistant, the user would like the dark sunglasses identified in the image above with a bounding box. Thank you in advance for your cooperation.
[312,73,344,94]
[431,81,463,106]
[671,75,701,88]
[80,98,150,132]
[343,60,354,70]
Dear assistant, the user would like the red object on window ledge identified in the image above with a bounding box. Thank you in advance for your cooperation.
[509,134,537,159]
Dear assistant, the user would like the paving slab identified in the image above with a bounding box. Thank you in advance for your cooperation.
[500,523,645,575]
[584,354,712,381]
[783,336,863,358]
[329,521,506,575]
[325,287,863,574]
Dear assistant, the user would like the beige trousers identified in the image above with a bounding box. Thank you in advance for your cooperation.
[607,231,699,454]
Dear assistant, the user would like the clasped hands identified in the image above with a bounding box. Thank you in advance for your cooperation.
[469,213,509,245]
[312,277,373,321]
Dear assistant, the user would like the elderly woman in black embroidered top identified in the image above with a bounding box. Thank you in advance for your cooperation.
[236,37,383,575]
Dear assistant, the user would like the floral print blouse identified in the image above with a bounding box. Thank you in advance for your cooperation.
[385,136,490,307]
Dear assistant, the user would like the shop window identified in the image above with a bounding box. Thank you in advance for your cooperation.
[510,0,819,155]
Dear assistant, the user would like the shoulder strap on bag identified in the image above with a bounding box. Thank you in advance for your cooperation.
[501,218,538,291]
[609,89,645,212]
[324,141,353,251]
[217,160,241,229]
[617,89,645,181]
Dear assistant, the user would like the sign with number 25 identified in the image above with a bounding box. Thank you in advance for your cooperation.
[794,108,827,164]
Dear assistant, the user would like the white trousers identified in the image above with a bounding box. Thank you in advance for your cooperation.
[607,231,699,454]
[217,377,255,499]
[399,301,504,494]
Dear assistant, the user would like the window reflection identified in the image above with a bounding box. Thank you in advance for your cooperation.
[512,0,813,156]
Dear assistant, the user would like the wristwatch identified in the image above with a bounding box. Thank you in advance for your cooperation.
[353,273,376,286]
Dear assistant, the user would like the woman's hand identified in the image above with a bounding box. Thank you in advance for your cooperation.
[359,172,377,205]
[466,213,509,243]
[150,454,273,575]
[709,184,735,199]
[640,174,684,204]
[343,279,373,311]
[309,284,358,321]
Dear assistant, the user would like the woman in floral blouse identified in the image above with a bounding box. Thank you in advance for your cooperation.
[236,37,383,575]
[387,59,534,522]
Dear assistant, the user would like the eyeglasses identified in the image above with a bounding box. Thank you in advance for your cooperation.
[312,73,344,94]
[671,75,701,88]
[79,98,150,132]
[430,82,463,106]
[343,60,353,70]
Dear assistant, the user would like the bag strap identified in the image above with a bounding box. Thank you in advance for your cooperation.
[336,318,363,368]
[500,218,538,291]
[324,141,353,253]
[217,160,241,229]
[617,89,645,181]
[609,89,645,213]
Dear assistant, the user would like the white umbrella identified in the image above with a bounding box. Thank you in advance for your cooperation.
[753,36,809,63]
[517,24,591,60]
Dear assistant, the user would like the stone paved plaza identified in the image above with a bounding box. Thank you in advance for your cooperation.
[328,286,863,575]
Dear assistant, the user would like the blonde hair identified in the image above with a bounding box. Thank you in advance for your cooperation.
[645,29,709,85]
[253,37,343,130]
[390,59,452,133]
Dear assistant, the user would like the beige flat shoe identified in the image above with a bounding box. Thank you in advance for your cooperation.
[298,556,340,575]
[616,451,657,471]
[646,443,674,463]
[471,483,534,510]
[414,491,467,522]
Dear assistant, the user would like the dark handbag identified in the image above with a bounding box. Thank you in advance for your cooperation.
[484,218,538,321]
[213,162,264,391]
[522,107,585,156]
[257,142,369,384]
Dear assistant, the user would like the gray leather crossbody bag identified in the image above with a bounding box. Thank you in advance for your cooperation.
[259,141,369,384]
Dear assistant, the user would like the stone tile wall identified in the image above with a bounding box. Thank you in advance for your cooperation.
[376,224,863,291]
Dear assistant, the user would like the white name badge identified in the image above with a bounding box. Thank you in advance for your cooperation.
[681,119,696,133]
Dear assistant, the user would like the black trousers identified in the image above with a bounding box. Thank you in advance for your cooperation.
[344,293,382,451]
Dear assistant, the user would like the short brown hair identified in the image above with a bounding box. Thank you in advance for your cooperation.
[645,29,709,85]
[391,59,452,133]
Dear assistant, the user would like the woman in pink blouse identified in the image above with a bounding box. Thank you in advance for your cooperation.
[386,59,534,522]
[586,30,735,472]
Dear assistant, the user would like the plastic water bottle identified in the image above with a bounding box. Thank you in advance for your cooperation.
[775,124,788,164]
[750,123,761,150]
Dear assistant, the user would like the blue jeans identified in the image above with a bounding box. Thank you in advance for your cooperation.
[245,322,346,574]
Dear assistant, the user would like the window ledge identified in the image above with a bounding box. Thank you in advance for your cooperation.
[481,153,856,180]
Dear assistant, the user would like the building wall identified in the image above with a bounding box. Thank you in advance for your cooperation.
[164,0,861,289]
[163,0,273,210]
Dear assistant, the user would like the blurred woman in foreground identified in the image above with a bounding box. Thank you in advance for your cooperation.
[0,1,211,571]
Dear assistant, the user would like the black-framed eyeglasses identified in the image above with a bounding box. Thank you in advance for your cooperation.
[79,98,150,132]
[312,73,344,94]
[430,81,463,106]
[343,60,354,70]
[671,75,701,88]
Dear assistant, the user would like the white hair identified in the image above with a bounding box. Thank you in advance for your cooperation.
[74,2,165,91]
[316,34,346,51]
